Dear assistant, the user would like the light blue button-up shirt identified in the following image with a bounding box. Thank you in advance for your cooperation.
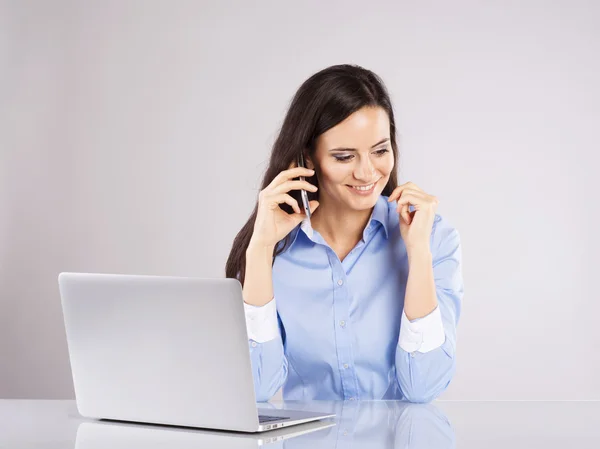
[244,194,463,403]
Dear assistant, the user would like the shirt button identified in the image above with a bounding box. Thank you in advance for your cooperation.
[337,279,343,286]
[343,363,349,369]
[349,397,355,401]
[410,351,416,357]
[339,320,346,327]
[251,342,257,348]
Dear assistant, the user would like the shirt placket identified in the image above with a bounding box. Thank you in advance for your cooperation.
[329,250,358,401]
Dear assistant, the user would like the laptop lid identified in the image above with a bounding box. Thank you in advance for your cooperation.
[59,272,260,432]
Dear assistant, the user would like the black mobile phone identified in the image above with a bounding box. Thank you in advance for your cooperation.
[297,153,312,219]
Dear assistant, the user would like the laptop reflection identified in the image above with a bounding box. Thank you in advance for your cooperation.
[75,418,336,448]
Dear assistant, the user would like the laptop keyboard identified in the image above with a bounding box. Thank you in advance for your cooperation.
[259,414,291,423]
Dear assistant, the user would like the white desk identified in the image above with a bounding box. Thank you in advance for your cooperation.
[1,399,599,448]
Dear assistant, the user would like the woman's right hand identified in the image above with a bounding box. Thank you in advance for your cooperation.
[250,161,320,249]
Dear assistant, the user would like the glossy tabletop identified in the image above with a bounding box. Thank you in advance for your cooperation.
[1,399,599,448]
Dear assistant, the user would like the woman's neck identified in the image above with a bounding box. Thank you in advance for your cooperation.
[310,198,374,248]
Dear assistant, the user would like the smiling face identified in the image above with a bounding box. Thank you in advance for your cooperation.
[308,106,395,211]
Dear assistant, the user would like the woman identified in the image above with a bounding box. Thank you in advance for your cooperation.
[225,64,463,403]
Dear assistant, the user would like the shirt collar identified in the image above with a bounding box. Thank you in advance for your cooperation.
[287,194,390,250]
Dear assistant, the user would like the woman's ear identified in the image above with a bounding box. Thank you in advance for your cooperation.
[305,151,315,171]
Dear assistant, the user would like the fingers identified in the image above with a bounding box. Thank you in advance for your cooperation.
[262,164,316,203]
[387,182,437,225]
[395,192,426,209]
[270,167,315,190]
[259,161,318,217]
[400,202,411,225]
[395,192,437,224]
[272,180,318,195]
[269,193,301,214]
[393,189,425,208]
[397,196,414,225]
[387,182,423,202]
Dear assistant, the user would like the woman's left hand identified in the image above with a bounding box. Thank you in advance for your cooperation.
[387,182,439,254]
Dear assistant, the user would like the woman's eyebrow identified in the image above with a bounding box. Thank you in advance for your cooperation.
[329,138,390,152]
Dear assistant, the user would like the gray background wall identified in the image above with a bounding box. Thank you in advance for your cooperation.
[1,0,599,400]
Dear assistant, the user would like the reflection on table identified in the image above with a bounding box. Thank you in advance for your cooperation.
[74,400,454,448]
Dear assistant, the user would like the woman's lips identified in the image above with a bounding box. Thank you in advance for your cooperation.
[346,179,378,195]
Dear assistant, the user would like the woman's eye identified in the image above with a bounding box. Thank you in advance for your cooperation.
[333,148,389,162]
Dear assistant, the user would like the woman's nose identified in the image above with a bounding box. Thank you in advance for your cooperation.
[354,157,376,180]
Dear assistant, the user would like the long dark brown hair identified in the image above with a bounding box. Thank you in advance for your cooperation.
[225,64,400,286]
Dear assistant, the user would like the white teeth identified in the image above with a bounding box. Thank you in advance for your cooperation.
[351,183,374,191]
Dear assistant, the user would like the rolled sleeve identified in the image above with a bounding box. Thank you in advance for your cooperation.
[399,305,446,353]
[243,297,280,343]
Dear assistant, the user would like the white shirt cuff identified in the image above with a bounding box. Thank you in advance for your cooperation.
[398,305,446,353]
[243,297,279,343]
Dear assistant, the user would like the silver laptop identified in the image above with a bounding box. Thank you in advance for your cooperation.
[58,272,335,433]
